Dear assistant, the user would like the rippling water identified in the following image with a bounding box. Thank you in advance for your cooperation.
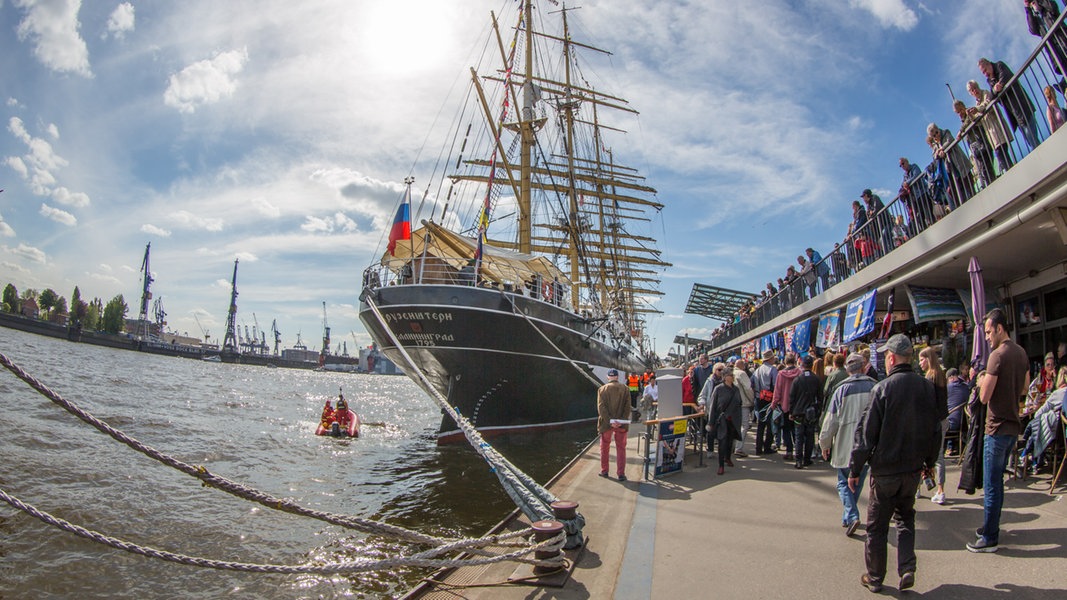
[0,327,592,598]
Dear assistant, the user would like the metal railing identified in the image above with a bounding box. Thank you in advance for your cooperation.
[708,12,1067,351]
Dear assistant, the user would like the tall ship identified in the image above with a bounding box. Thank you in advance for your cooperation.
[359,2,669,442]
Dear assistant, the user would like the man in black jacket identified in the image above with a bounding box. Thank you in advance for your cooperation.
[848,334,941,593]
[789,354,822,469]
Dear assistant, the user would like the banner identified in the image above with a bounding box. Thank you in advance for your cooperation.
[791,319,813,356]
[843,289,878,343]
[782,325,795,356]
[906,285,967,324]
[816,310,841,348]
[654,420,686,477]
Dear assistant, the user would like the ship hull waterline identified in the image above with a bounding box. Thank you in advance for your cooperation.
[358,284,645,443]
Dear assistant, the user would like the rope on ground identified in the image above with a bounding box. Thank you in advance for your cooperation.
[0,352,535,554]
[0,486,566,574]
[364,294,576,532]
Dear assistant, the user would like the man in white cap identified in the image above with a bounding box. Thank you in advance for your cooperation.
[598,369,632,481]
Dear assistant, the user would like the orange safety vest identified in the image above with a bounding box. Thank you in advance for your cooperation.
[627,374,640,391]
[642,371,653,385]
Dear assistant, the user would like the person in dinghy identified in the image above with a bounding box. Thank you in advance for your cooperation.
[316,390,360,437]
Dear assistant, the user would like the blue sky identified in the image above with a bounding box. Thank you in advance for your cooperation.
[0,0,1043,357]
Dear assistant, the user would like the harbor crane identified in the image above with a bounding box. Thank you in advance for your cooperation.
[193,314,210,344]
[138,243,154,339]
[221,259,239,354]
[271,319,281,356]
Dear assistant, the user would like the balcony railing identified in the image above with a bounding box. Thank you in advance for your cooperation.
[709,12,1067,350]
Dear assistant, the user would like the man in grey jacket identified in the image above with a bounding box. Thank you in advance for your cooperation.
[849,334,941,593]
[820,353,876,536]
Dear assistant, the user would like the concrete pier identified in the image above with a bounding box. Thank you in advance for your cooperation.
[411,429,1067,599]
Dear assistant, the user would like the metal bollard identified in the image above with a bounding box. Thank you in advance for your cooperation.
[530,519,565,574]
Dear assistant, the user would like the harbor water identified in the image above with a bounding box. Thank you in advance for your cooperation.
[0,326,593,598]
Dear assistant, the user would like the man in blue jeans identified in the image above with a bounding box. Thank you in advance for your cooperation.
[968,308,1029,553]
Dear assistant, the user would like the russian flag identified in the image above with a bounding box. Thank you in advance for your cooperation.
[387,189,411,256]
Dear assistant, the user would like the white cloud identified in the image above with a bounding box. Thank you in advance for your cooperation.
[235,251,258,262]
[169,209,224,232]
[13,0,92,77]
[253,197,281,218]
[0,210,14,237]
[6,98,20,108]
[140,224,172,237]
[5,243,47,263]
[6,116,85,198]
[52,186,90,207]
[300,212,357,234]
[46,123,59,139]
[40,203,77,226]
[104,2,135,40]
[2,261,30,274]
[849,0,919,31]
[163,48,249,114]
[4,156,29,178]
[98,263,112,273]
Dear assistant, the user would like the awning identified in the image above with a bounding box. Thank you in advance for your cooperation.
[382,222,567,284]
[905,285,968,324]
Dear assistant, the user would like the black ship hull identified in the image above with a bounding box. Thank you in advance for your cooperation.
[358,284,645,443]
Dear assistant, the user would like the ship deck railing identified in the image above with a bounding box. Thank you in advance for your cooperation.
[706,12,1067,353]
[364,260,573,308]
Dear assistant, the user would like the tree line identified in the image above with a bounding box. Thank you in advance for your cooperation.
[1,283,129,334]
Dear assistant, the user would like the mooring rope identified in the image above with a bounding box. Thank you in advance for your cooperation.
[363,293,568,527]
[0,352,537,554]
[0,487,566,574]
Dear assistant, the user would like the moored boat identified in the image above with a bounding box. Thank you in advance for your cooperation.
[359,1,668,442]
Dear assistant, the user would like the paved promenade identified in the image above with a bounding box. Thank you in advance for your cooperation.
[417,428,1067,599]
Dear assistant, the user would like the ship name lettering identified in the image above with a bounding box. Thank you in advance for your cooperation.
[385,311,453,323]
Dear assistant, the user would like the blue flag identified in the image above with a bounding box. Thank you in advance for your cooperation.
[792,319,813,356]
[843,289,878,343]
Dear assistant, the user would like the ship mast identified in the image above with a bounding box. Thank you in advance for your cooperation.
[517,0,535,254]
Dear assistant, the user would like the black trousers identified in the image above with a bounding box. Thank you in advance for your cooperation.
[865,470,921,583]
[755,399,773,453]
[718,437,735,467]
[792,419,816,464]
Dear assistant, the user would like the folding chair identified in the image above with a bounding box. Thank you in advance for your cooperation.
[1050,412,1067,495]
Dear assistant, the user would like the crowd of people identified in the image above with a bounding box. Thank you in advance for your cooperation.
[608,306,1066,593]
[707,3,1067,347]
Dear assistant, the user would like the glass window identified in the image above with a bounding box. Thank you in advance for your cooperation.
[1044,287,1067,322]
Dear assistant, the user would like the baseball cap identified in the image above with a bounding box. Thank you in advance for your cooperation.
[607,369,619,377]
[845,353,865,371]
[878,334,913,356]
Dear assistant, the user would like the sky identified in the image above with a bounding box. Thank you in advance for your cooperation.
[0,0,1045,358]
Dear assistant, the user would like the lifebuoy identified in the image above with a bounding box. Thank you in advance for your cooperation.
[542,281,554,302]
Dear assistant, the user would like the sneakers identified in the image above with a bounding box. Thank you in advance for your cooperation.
[860,574,883,593]
[899,571,915,591]
[931,491,945,505]
[975,527,984,538]
[735,451,748,458]
[846,519,860,537]
[598,471,609,478]
[966,538,999,553]
[617,474,627,482]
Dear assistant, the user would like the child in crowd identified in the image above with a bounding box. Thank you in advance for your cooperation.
[1045,85,1065,134]
[892,214,909,247]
